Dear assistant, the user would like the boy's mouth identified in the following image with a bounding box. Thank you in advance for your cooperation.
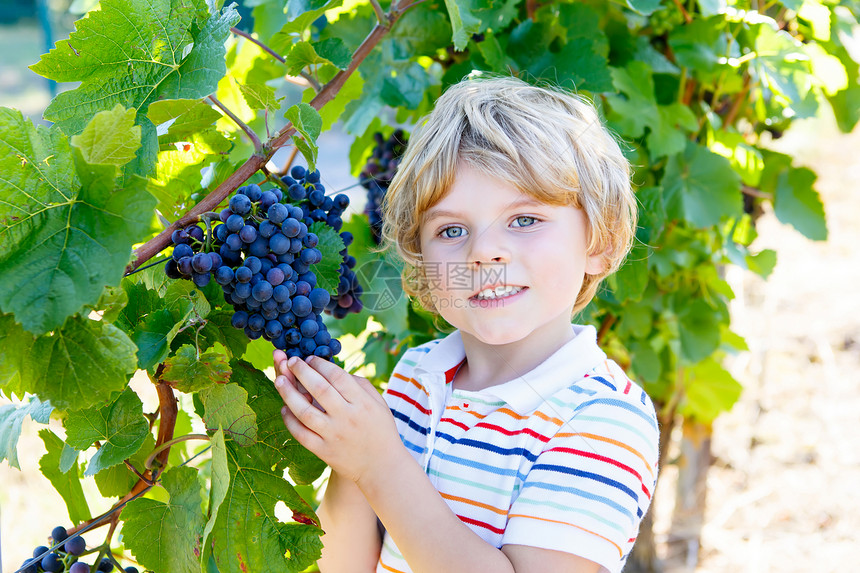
[469,285,527,301]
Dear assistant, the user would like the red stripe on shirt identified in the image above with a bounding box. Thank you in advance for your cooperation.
[387,389,431,415]
[474,422,552,443]
[457,514,505,535]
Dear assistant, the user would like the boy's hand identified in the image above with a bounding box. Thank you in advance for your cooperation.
[272,350,403,485]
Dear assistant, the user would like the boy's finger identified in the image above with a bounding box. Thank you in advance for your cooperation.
[287,357,346,414]
[302,356,364,404]
[280,404,324,454]
[273,375,313,407]
[276,374,328,434]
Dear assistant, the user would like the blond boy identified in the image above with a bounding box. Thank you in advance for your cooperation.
[274,76,659,573]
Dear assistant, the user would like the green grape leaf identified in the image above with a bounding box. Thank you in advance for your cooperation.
[270,0,345,54]
[163,344,233,393]
[773,167,828,241]
[758,150,828,240]
[65,387,150,476]
[122,465,206,573]
[0,108,156,335]
[662,141,743,228]
[148,98,224,140]
[114,280,165,334]
[70,104,142,166]
[200,428,229,571]
[610,243,650,303]
[92,285,130,324]
[18,316,138,411]
[133,308,184,370]
[668,17,729,74]
[444,0,482,50]
[211,441,322,573]
[626,0,663,16]
[39,429,92,524]
[285,39,351,76]
[240,336,276,372]
[310,221,346,295]
[94,433,155,497]
[285,102,323,171]
[238,81,285,113]
[0,314,36,398]
[389,5,453,58]
[200,383,257,446]
[679,357,743,422]
[0,396,52,468]
[676,299,723,363]
[192,310,250,359]
[31,0,240,177]
[230,360,326,483]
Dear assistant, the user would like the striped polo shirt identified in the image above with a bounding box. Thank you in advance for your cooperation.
[377,324,659,573]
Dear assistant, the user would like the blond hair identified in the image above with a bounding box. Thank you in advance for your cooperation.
[379,75,636,316]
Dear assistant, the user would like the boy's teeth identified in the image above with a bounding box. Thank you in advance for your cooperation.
[475,286,523,300]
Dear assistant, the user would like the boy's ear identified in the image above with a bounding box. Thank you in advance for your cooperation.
[584,249,609,276]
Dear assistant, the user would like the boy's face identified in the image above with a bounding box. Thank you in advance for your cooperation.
[418,163,604,347]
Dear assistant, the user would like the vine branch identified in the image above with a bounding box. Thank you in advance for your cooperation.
[125,0,416,275]
[208,95,262,153]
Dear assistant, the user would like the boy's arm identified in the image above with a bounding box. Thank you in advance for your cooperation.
[274,354,601,573]
[356,441,600,573]
[316,469,382,573]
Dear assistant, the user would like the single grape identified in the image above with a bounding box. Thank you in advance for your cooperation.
[248,236,270,257]
[215,265,234,285]
[229,193,252,215]
[288,184,306,201]
[171,229,189,244]
[292,295,312,317]
[65,535,86,556]
[259,190,278,209]
[226,213,245,233]
[52,526,69,543]
[125,567,140,573]
[300,319,319,338]
[329,338,342,356]
[290,165,306,179]
[309,288,331,309]
[234,282,252,299]
[239,224,258,243]
[191,253,212,273]
[192,272,211,288]
[225,233,243,251]
[231,311,249,329]
[243,256,261,274]
[334,194,350,210]
[295,281,312,297]
[34,546,50,559]
[41,552,63,573]
[259,219,278,238]
[20,559,38,573]
[252,281,274,302]
[244,183,262,202]
[269,233,291,255]
[314,345,333,359]
[268,203,288,224]
[306,169,321,183]
[98,557,115,572]
[285,328,301,345]
[314,329,332,346]
[172,243,193,261]
[70,561,91,573]
[248,314,266,332]
[265,320,284,339]
[187,226,204,243]
[281,218,301,238]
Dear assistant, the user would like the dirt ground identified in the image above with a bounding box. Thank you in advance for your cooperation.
[2,19,860,572]
[652,114,860,573]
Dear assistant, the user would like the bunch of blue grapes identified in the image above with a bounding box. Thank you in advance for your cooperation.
[20,526,137,573]
[165,166,357,360]
[325,230,363,319]
[360,129,408,244]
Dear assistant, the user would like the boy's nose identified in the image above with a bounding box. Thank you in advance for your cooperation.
[467,227,511,267]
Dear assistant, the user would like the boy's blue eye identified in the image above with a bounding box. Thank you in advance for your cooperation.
[513,216,537,227]
[439,226,465,238]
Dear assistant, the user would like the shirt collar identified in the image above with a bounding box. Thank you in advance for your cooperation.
[412,325,607,414]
